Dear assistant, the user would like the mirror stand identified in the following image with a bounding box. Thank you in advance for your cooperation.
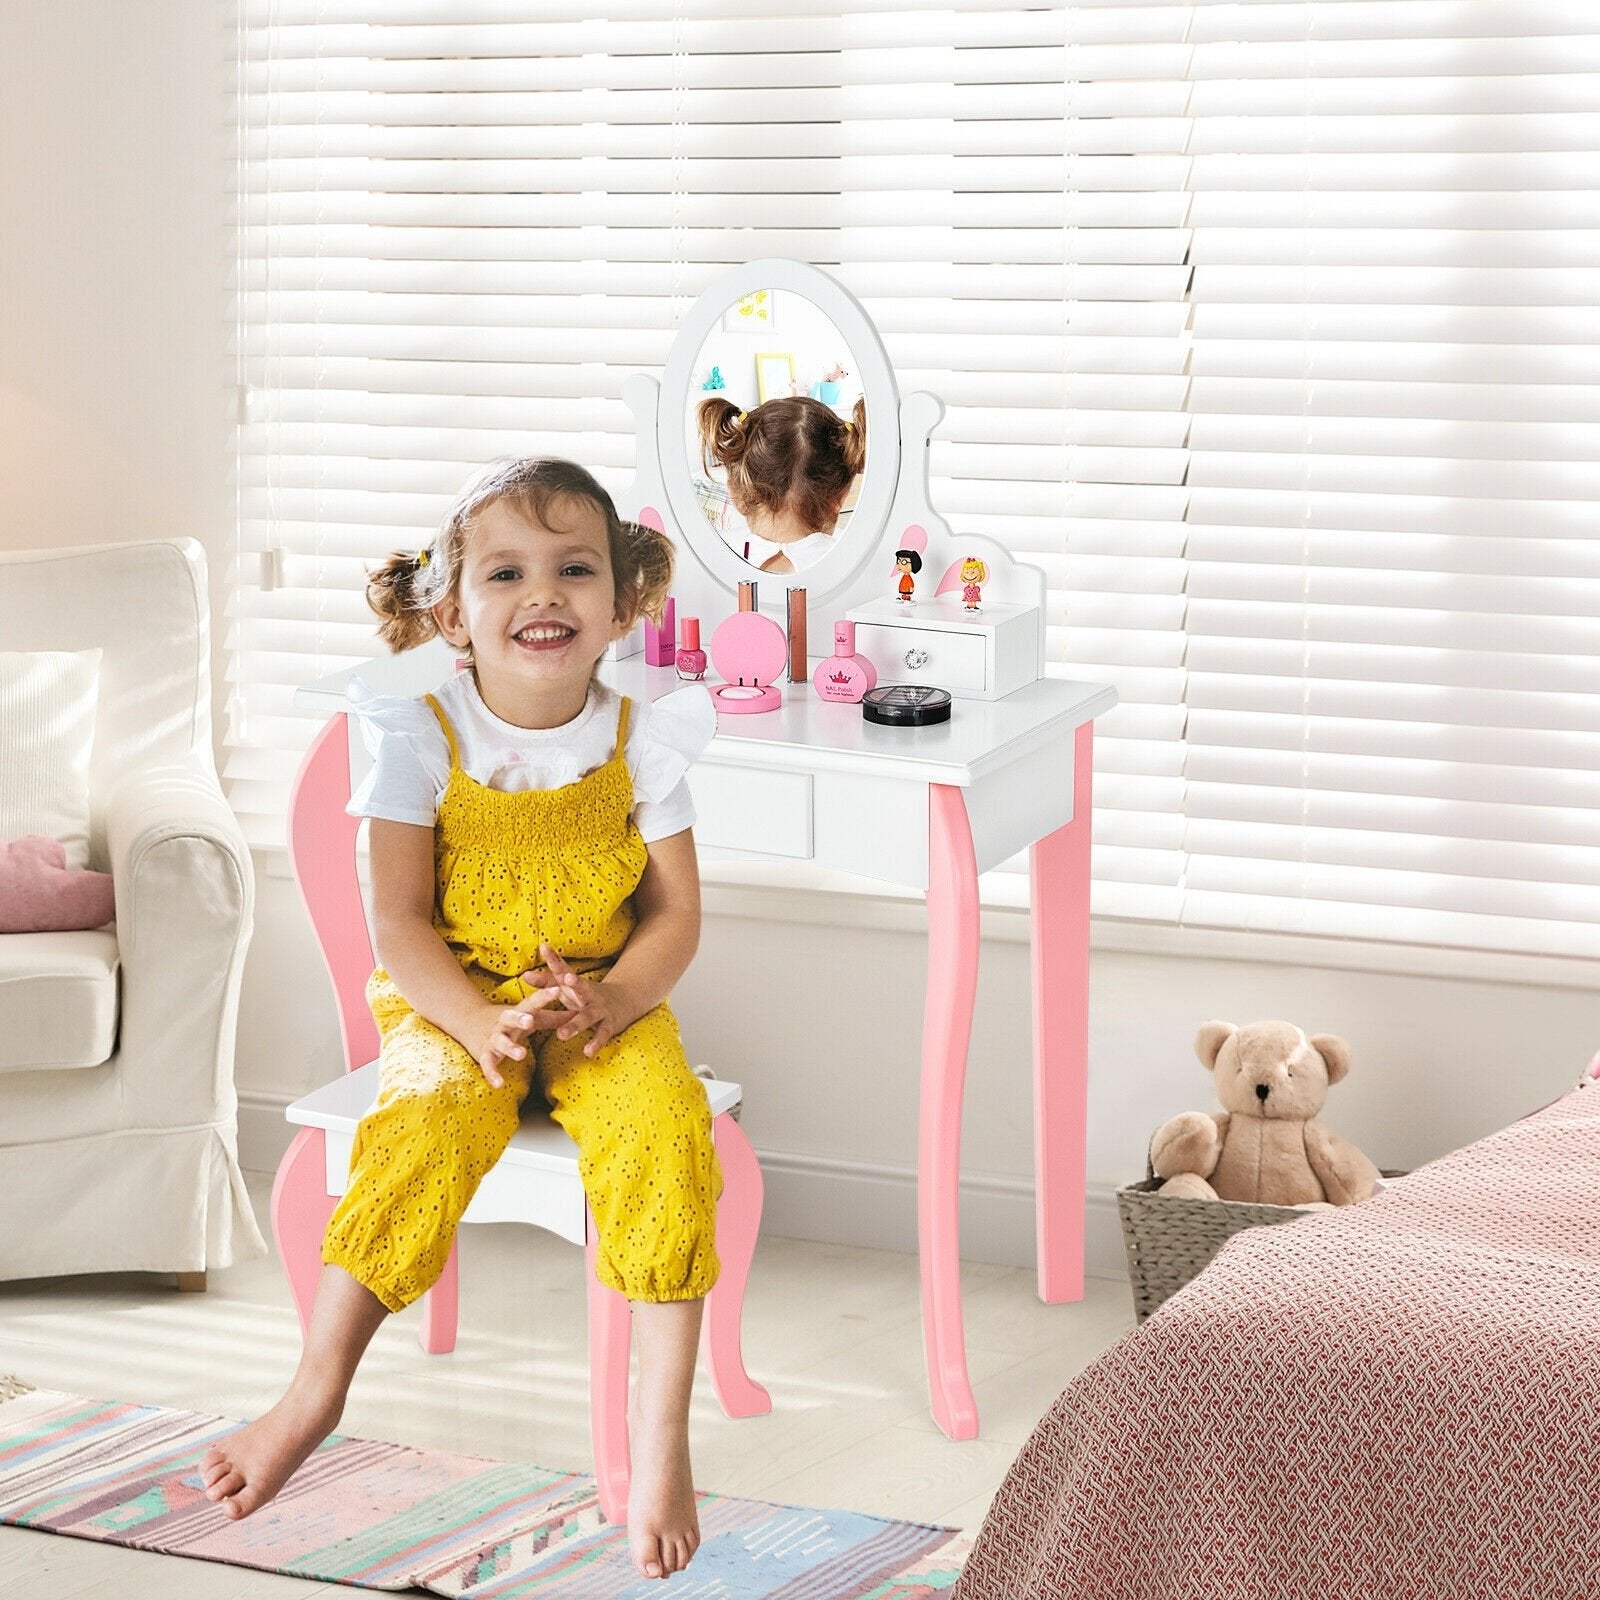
[614,263,1046,690]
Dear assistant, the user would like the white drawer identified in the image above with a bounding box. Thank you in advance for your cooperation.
[689,762,813,859]
[846,594,1042,701]
[854,621,989,694]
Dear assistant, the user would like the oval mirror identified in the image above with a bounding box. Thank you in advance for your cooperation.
[658,260,899,604]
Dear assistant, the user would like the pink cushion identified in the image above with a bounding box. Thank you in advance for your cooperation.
[0,835,114,934]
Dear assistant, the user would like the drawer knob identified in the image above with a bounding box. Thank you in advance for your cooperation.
[904,646,930,669]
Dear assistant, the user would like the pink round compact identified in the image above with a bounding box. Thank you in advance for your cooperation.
[708,610,787,714]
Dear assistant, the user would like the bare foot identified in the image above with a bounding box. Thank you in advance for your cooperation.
[199,1386,343,1520]
[627,1409,701,1579]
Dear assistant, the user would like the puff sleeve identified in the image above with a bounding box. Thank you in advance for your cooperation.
[626,686,717,843]
[344,681,450,826]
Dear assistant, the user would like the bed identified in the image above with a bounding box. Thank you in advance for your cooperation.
[955,1082,1600,1599]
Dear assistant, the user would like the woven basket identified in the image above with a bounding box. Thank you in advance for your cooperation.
[1117,1170,1403,1323]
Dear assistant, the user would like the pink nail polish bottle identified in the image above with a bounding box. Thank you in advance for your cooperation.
[675,616,707,681]
[812,620,876,703]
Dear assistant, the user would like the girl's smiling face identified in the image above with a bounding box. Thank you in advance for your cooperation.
[432,495,630,726]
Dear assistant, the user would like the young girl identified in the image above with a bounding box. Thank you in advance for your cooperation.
[697,394,867,574]
[201,458,721,1583]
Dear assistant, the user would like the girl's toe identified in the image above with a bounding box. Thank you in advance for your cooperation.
[206,1468,244,1502]
[222,1484,264,1521]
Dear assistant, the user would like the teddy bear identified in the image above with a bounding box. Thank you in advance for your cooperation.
[1150,1019,1380,1208]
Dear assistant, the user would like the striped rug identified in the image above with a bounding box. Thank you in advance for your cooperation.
[0,1381,966,1597]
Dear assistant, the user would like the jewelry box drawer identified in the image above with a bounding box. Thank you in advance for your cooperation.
[689,762,813,859]
[853,622,989,694]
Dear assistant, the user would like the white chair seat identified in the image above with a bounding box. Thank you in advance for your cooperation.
[286,1061,742,1246]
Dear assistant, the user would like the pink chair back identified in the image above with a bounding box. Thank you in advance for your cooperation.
[287,714,380,1074]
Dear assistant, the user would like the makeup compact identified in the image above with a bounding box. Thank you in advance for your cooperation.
[861,684,953,727]
[708,610,787,714]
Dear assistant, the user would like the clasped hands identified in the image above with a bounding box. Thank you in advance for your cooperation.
[473,942,631,1088]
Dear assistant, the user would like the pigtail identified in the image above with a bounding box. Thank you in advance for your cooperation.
[841,396,868,478]
[365,548,442,652]
[697,396,748,474]
[616,519,676,627]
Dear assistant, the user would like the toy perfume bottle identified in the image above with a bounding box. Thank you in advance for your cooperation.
[675,616,707,681]
[812,620,877,703]
[643,595,676,666]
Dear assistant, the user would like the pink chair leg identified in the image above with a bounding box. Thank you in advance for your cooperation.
[702,1111,771,1418]
[921,784,981,1441]
[270,1127,339,1339]
[1031,721,1094,1305]
[586,1221,633,1525]
[419,1241,460,1355]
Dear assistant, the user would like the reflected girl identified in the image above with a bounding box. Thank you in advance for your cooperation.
[696,395,867,574]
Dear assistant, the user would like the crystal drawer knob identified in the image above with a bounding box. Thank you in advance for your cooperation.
[904,647,930,669]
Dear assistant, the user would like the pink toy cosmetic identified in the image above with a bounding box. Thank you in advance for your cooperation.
[675,616,707,681]
[708,610,786,714]
[643,596,676,666]
[812,619,877,703]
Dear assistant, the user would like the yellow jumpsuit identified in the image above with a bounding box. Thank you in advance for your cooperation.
[322,693,722,1312]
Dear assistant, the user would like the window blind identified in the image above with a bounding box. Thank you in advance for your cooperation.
[232,0,1600,961]
[228,0,1082,843]
[1063,0,1600,957]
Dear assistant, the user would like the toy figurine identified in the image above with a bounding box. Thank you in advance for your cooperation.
[959,556,988,612]
[894,548,922,604]
[701,365,726,391]
[810,363,849,405]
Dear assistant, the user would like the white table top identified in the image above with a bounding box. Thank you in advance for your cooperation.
[296,640,1116,789]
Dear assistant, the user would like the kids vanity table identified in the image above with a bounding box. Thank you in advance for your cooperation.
[301,261,1115,1441]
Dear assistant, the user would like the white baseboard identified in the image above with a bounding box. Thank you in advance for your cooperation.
[755,1149,1129,1281]
[238,1090,1129,1282]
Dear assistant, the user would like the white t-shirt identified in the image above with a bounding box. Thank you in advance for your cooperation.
[346,671,716,843]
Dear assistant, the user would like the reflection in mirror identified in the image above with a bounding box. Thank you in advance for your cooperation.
[682,289,869,575]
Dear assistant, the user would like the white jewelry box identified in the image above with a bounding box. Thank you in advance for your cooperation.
[845,593,1041,702]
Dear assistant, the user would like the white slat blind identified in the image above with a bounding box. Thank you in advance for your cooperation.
[232,1,1600,961]
[1067,0,1600,957]
[228,0,1083,846]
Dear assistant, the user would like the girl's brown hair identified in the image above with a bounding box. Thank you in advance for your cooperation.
[697,394,867,535]
[365,458,673,653]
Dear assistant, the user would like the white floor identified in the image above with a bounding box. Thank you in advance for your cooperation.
[0,1172,1134,1597]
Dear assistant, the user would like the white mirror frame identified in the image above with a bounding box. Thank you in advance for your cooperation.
[656,259,900,608]
[616,259,1045,681]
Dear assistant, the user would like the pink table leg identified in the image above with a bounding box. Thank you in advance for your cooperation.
[1031,721,1094,1304]
[921,784,981,1441]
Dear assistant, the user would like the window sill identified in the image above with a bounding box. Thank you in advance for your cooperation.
[255,846,1600,994]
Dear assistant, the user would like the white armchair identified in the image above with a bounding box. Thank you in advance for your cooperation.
[0,539,265,1283]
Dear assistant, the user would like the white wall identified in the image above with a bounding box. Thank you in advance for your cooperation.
[1,0,235,746]
[10,3,1595,1282]
[237,862,1595,1277]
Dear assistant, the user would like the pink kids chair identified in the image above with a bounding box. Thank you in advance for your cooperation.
[272,714,771,1524]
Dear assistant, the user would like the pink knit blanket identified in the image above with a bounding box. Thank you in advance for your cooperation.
[956,1086,1600,1600]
